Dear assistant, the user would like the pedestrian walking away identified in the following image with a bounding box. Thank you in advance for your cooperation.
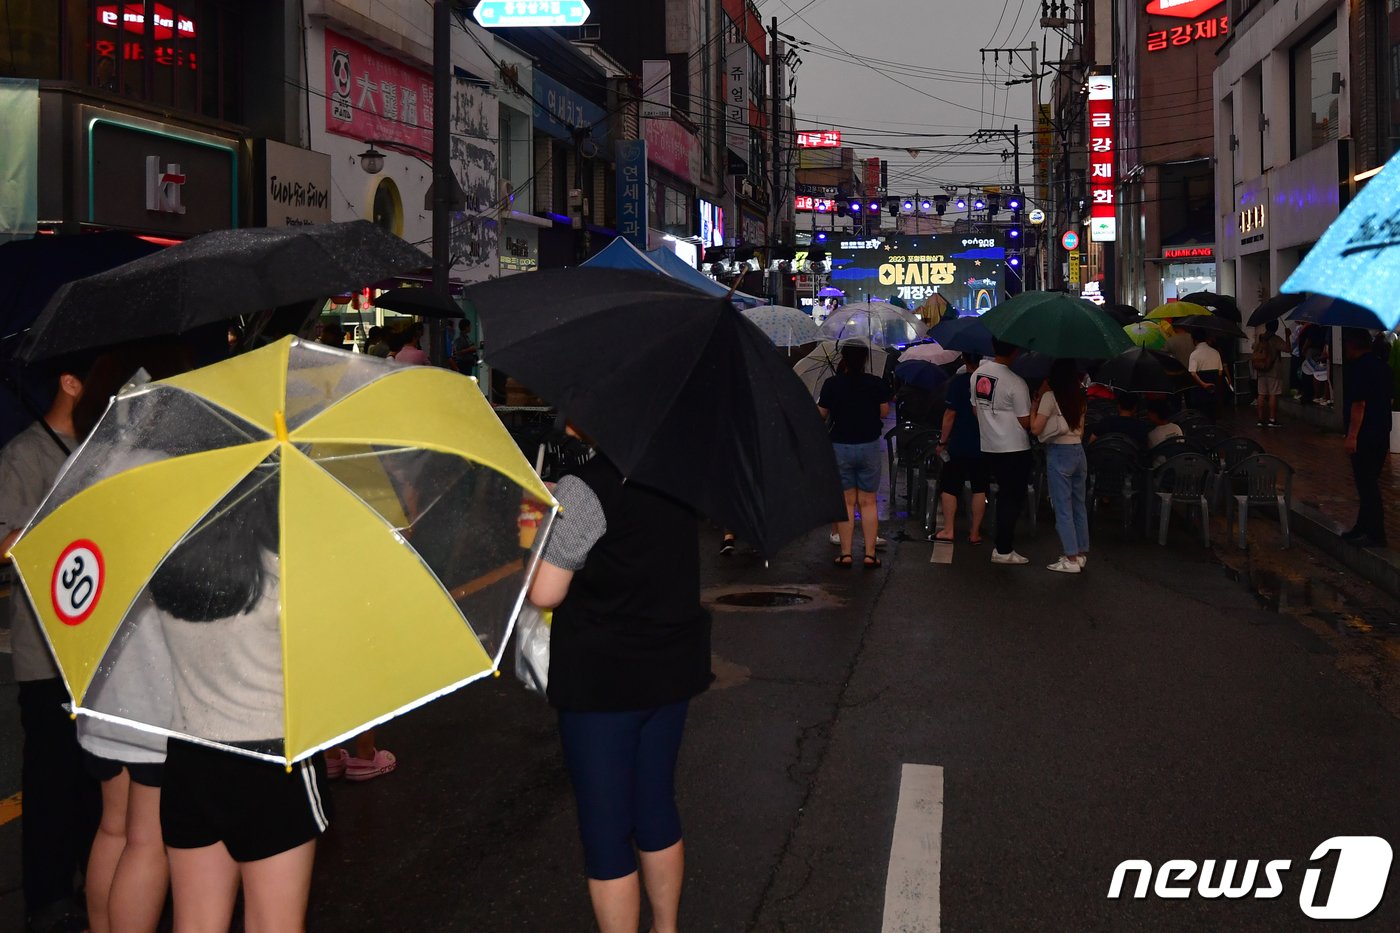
[1341,328,1394,548]
[529,430,712,933]
[1032,359,1090,573]
[974,339,1034,564]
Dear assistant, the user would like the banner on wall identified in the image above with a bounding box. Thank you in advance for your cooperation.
[324,29,432,153]
[616,140,648,250]
[0,78,38,238]
[831,234,1005,313]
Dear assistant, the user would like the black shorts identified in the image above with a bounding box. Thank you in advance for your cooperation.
[161,739,332,862]
[82,750,164,788]
[939,455,989,496]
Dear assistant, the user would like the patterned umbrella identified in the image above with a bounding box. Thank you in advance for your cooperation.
[899,341,961,365]
[740,305,823,348]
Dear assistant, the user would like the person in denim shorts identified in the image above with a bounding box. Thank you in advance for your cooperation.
[818,342,892,568]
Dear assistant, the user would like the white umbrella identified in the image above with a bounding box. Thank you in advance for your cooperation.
[793,338,891,401]
[741,305,823,348]
[899,341,961,365]
[817,301,928,347]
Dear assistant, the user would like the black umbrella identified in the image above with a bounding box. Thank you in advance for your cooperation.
[1180,291,1240,319]
[18,221,428,362]
[928,316,994,356]
[1104,303,1141,326]
[1,232,164,357]
[1247,293,1306,328]
[467,268,847,555]
[373,286,463,318]
[1091,347,1193,394]
[1179,314,1246,340]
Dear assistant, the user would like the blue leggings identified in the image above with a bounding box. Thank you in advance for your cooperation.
[557,700,689,880]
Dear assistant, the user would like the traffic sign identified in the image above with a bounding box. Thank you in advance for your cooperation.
[1028,208,1046,225]
[1061,230,1080,251]
[473,0,590,28]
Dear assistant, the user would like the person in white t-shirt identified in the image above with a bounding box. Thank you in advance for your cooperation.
[973,339,1033,564]
[1187,331,1230,419]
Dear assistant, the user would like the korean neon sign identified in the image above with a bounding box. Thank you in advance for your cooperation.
[797,130,841,148]
[1145,0,1223,17]
[1087,75,1115,243]
[1145,0,1228,52]
[794,196,834,212]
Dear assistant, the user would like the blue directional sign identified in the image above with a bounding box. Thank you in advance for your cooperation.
[473,0,590,27]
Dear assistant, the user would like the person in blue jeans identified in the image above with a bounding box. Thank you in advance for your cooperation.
[1031,359,1090,573]
[818,342,893,568]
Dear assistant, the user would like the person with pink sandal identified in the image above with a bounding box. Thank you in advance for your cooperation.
[324,730,396,782]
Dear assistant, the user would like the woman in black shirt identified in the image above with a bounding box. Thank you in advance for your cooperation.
[817,343,892,568]
[530,435,711,933]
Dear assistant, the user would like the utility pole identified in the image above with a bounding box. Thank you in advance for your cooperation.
[770,16,783,305]
[431,0,451,364]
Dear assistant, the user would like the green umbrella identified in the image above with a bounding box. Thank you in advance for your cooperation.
[1123,320,1168,349]
[981,291,1135,359]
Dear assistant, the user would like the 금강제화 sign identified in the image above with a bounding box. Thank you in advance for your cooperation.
[473,0,590,28]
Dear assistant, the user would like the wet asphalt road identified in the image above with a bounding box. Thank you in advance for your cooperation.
[5,506,1400,931]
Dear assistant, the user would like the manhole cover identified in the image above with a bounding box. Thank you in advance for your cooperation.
[714,591,813,608]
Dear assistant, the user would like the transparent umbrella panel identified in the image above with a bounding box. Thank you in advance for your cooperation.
[13,338,556,764]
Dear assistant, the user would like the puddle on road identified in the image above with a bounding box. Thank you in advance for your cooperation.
[714,591,814,608]
[1225,563,1400,639]
[702,583,845,613]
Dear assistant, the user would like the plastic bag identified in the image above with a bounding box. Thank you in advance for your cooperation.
[513,603,551,697]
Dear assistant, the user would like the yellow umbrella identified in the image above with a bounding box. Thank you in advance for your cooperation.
[1144,300,1211,321]
[8,337,555,766]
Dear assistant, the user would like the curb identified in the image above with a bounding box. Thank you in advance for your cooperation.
[1284,500,1400,600]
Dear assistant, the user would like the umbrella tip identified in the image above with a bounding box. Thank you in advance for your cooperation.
[492,669,501,678]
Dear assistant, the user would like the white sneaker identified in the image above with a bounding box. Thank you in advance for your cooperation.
[991,550,1029,565]
[1076,555,1088,569]
[874,536,888,549]
[829,532,841,545]
[1047,556,1082,574]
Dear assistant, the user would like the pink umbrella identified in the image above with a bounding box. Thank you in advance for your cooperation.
[899,341,961,365]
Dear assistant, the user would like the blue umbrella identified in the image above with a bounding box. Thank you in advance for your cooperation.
[1281,149,1400,328]
[928,316,994,357]
[893,359,949,392]
[1288,294,1386,329]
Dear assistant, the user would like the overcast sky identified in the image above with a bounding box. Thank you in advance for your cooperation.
[770,0,1053,194]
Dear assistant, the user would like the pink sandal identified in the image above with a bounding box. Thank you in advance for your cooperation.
[345,749,397,782]
[324,748,349,780]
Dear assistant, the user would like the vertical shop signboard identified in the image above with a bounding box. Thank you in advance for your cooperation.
[1087,74,1115,243]
[1068,249,1082,287]
[725,42,749,158]
[615,140,648,250]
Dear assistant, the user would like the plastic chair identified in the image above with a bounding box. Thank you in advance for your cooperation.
[1087,441,1144,532]
[896,429,940,510]
[1171,408,1207,427]
[1182,422,1228,449]
[1147,453,1215,546]
[1147,435,1206,464]
[1227,454,1293,549]
[1211,436,1264,472]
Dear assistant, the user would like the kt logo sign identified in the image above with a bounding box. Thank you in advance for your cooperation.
[1108,837,1393,920]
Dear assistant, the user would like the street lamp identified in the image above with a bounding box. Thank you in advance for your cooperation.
[357,145,387,175]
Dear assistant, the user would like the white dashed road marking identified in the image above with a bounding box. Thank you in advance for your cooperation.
[882,763,944,932]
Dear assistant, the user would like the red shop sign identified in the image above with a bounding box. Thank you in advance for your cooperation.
[1144,0,1224,18]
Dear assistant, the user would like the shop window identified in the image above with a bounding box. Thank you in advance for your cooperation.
[372,177,403,237]
[81,1,240,122]
[1290,20,1339,159]
[660,186,689,236]
[0,1,63,78]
